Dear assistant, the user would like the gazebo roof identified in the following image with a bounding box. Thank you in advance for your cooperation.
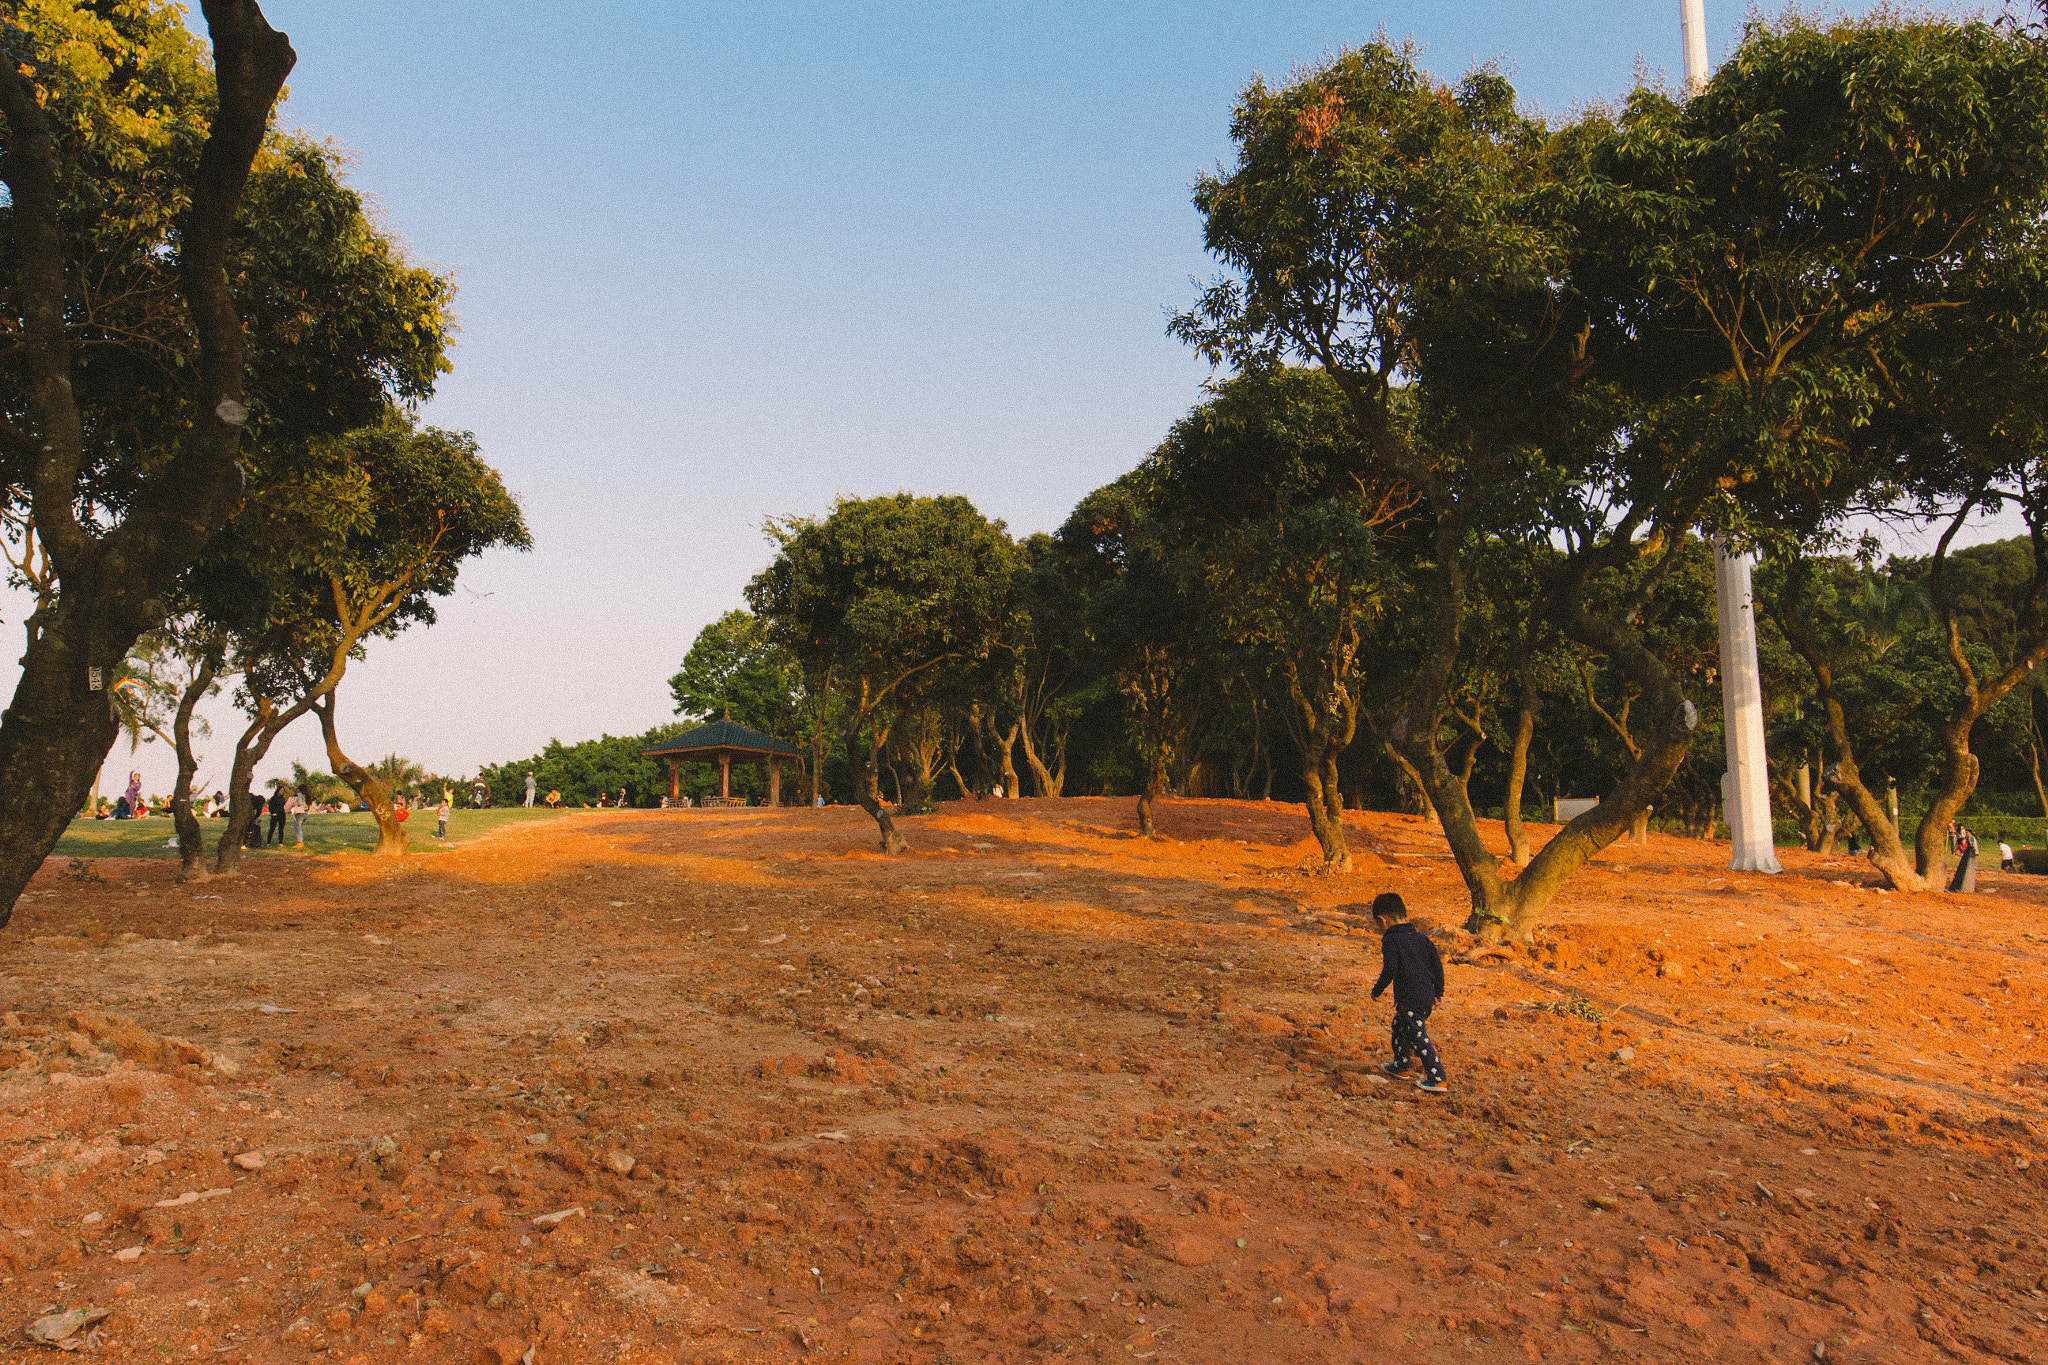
[641,716,803,759]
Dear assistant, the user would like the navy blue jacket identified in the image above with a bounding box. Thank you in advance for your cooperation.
[1372,922,1444,1014]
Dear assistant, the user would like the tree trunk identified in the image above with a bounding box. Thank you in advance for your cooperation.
[1417,531,1700,942]
[1280,648,1361,872]
[847,702,905,853]
[988,715,1021,799]
[805,672,831,807]
[1501,677,1536,865]
[170,659,216,877]
[965,701,989,798]
[1017,707,1056,797]
[1769,754,1827,851]
[1777,562,1923,890]
[1383,740,1437,821]
[315,693,405,855]
[2031,732,2048,821]
[1815,790,1840,855]
[0,6,294,929]
[1136,770,1164,839]
[216,702,281,874]
[1296,736,1348,870]
[1043,718,1070,798]
[1911,504,2048,884]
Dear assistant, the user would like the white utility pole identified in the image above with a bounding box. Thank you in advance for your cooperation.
[1685,0,1782,873]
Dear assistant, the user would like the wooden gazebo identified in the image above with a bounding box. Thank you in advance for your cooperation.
[641,714,803,807]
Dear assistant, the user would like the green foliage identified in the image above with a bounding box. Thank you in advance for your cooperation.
[478,724,692,808]
[747,494,1016,698]
[669,609,804,731]
[0,2,455,522]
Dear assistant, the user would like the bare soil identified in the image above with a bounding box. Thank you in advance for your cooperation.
[0,797,2043,1364]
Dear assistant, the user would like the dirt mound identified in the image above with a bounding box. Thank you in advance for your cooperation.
[0,798,2041,1362]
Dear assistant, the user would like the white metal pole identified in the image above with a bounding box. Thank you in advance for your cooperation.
[1685,0,1781,873]
[1681,0,1710,93]
[1715,544,1782,871]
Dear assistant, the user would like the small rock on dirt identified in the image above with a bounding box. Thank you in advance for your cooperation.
[232,1151,265,1171]
[533,1205,585,1227]
[26,1305,112,1346]
[603,1150,636,1175]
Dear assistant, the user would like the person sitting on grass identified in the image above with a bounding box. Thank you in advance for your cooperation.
[1369,892,1449,1094]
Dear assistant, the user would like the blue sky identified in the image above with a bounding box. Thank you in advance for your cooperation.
[89,0,2005,795]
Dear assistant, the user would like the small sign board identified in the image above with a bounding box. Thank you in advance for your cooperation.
[1554,797,1600,823]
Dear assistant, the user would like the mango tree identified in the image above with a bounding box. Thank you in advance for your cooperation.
[747,494,1014,852]
[0,0,295,924]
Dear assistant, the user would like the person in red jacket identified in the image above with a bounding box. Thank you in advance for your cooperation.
[1370,893,1449,1094]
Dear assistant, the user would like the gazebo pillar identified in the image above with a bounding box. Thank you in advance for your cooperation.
[718,754,731,802]
[667,759,680,802]
[767,759,781,808]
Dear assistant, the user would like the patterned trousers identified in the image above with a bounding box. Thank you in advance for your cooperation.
[1391,1007,1446,1084]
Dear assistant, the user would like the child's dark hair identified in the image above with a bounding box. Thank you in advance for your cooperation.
[1371,892,1409,923]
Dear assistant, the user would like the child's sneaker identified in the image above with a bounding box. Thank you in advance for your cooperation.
[1379,1061,1409,1076]
[1415,1079,1449,1094]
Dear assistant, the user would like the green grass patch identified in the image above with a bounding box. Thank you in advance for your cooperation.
[51,806,575,862]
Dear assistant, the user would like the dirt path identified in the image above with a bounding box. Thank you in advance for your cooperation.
[0,797,2042,1363]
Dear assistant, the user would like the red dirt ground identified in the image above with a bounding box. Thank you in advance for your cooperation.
[0,797,2042,1364]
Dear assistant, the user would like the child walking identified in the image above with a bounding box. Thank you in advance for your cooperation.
[1369,892,1449,1094]
[435,791,450,842]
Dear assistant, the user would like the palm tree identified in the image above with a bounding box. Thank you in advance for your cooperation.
[287,761,351,805]
[369,753,427,800]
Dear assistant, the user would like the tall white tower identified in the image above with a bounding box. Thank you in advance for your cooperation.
[1686,0,1782,873]
[1681,0,1710,92]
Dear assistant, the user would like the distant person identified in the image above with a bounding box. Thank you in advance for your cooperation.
[288,786,310,847]
[113,795,132,820]
[617,787,630,809]
[1370,892,1448,1095]
[2000,840,2015,871]
[471,778,489,808]
[814,793,825,809]
[436,791,450,841]
[524,771,536,808]
[243,793,264,848]
[546,789,561,809]
[1947,821,1959,854]
[123,770,142,815]
[991,783,1004,799]
[265,788,287,845]
[210,791,226,817]
[1846,831,1860,855]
